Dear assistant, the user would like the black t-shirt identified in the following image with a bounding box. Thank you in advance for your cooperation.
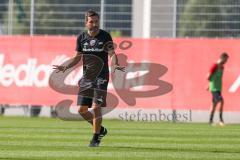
[76,29,113,80]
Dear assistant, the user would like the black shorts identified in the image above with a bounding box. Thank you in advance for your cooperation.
[77,77,109,108]
[211,91,223,103]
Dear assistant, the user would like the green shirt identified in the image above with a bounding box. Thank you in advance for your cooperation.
[209,66,223,92]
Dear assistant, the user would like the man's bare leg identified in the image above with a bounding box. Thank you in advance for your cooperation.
[78,105,105,132]
[92,104,102,134]
[78,105,93,124]
[209,102,217,124]
[219,99,225,126]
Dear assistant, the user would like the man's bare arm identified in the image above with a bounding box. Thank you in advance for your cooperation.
[66,52,82,69]
[109,49,119,65]
[53,52,82,72]
[108,49,125,72]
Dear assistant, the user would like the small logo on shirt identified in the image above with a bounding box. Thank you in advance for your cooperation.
[90,40,96,46]
[82,39,104,52]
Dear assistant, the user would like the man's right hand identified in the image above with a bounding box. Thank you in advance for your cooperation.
[52,65,68,73]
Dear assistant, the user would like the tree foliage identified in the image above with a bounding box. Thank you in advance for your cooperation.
[178,0,240,37]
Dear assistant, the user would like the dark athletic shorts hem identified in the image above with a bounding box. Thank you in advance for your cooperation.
[211,91,223,103]
[77,77,108,108]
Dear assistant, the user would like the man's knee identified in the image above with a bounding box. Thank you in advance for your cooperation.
[211,102,217,109]
[78,106,88,115]
[92,104,102,117]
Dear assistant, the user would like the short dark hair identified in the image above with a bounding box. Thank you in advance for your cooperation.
[85,10,99,22]
[220,52,229,59]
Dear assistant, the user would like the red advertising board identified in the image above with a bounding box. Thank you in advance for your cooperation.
[0,36,239,111]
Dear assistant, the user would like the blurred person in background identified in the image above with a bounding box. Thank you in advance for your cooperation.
[207,53,229,126]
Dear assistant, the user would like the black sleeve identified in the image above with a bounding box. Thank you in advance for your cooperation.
[104,32,114,52]
[76,34,83,52]
[106,32,113,43]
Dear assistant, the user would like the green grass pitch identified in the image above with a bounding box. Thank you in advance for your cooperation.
[0,116,240,160]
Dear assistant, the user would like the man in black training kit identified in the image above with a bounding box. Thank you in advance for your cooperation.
[53,10,125,147]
